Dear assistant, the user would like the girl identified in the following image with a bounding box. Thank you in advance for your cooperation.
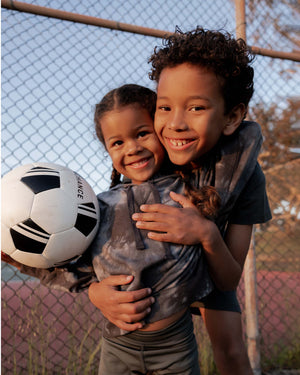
[5,84,221,375]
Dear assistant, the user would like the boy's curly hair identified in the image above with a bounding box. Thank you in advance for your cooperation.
[149,26,255,115]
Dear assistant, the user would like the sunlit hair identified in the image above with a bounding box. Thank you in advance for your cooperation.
[149,26,254,116]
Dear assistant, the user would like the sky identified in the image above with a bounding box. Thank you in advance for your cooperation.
[2,0,299,192]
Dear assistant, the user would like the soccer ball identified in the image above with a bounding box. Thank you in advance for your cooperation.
[1,162,100,268]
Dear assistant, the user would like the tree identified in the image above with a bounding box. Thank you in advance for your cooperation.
[249,97,300,170]
[249,98,300,232]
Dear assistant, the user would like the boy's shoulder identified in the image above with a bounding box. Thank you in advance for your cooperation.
[226,120,262,149]
[218,120,262,162]
[236,120,262,139]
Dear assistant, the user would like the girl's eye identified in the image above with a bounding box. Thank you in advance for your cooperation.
[112,140,123,147]
[190,106,205,111]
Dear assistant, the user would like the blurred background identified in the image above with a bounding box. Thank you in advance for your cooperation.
[2,1,300,374]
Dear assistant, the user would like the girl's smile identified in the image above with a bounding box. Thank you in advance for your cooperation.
[101,105,165,184]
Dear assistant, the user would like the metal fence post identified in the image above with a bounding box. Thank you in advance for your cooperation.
[235,1,261,374]
[244,233,261,375]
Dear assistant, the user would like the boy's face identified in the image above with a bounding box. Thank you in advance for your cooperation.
[155,63,233,167]
[101,105,165,184]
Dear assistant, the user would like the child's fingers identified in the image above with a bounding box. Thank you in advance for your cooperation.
[102,274,134,287]
[147,232,174,242]
[169,191,196,208]
[135,219,168,232]
[138,203,178,214]
[116,288,154,305]
[115,299,153,321]
[113,319,145,332]
[132,212,163,224]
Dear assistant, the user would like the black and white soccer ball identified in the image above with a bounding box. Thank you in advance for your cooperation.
[1,162,100,268]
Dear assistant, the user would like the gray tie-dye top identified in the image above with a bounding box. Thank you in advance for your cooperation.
[21,120,263,338]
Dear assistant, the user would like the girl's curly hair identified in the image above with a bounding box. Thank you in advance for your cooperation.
[149,26,255,115]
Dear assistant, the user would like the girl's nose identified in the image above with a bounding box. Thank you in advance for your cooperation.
[126,140,143,155]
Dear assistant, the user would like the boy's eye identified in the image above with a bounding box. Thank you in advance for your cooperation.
[137,130,149,138]
[158,105,171,111]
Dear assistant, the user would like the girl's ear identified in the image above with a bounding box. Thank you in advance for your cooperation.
[222,103,246,136]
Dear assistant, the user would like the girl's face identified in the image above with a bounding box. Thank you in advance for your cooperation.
[155,63,240,168]
[101,105,165,184]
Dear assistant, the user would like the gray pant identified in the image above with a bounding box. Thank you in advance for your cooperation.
[98,310,200,375]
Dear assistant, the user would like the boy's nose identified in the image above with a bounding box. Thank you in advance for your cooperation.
[167,112,188,131]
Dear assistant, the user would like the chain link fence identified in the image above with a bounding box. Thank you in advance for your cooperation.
[2,1,300,374]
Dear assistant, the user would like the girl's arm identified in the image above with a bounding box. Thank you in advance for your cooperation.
[1,252,22,270]
[2,250,97,293]
[132,191,252,291]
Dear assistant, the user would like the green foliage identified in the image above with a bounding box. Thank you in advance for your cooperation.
[262,340,300,371]
[249,98,300,170]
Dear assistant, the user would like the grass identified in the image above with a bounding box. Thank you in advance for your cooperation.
[262,340,300,371]
[2,290,102,375]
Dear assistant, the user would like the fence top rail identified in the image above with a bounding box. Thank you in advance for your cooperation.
[2,0,300,62]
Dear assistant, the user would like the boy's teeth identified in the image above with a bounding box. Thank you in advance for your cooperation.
[170,139,189,146]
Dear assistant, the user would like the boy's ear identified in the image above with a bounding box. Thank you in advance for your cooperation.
[222,104,246,136]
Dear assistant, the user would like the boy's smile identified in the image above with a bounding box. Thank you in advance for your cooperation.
[154,63,236,167]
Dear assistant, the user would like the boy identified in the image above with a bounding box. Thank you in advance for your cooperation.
[89,27,271,375]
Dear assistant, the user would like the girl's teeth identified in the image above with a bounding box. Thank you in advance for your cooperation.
[131,159,148,167]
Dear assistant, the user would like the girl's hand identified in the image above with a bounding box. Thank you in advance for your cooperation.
[1,251,22,270]
[132,191,215,245]
[88,275,154,332]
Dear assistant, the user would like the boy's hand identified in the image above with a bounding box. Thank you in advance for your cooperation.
[132,191,214,245]
[88,275,154,332]
[1,251,22,270]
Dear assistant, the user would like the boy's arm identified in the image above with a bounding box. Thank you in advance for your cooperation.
[88,276,155,331]
[132,163,271,290]
[133,193,247,290]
